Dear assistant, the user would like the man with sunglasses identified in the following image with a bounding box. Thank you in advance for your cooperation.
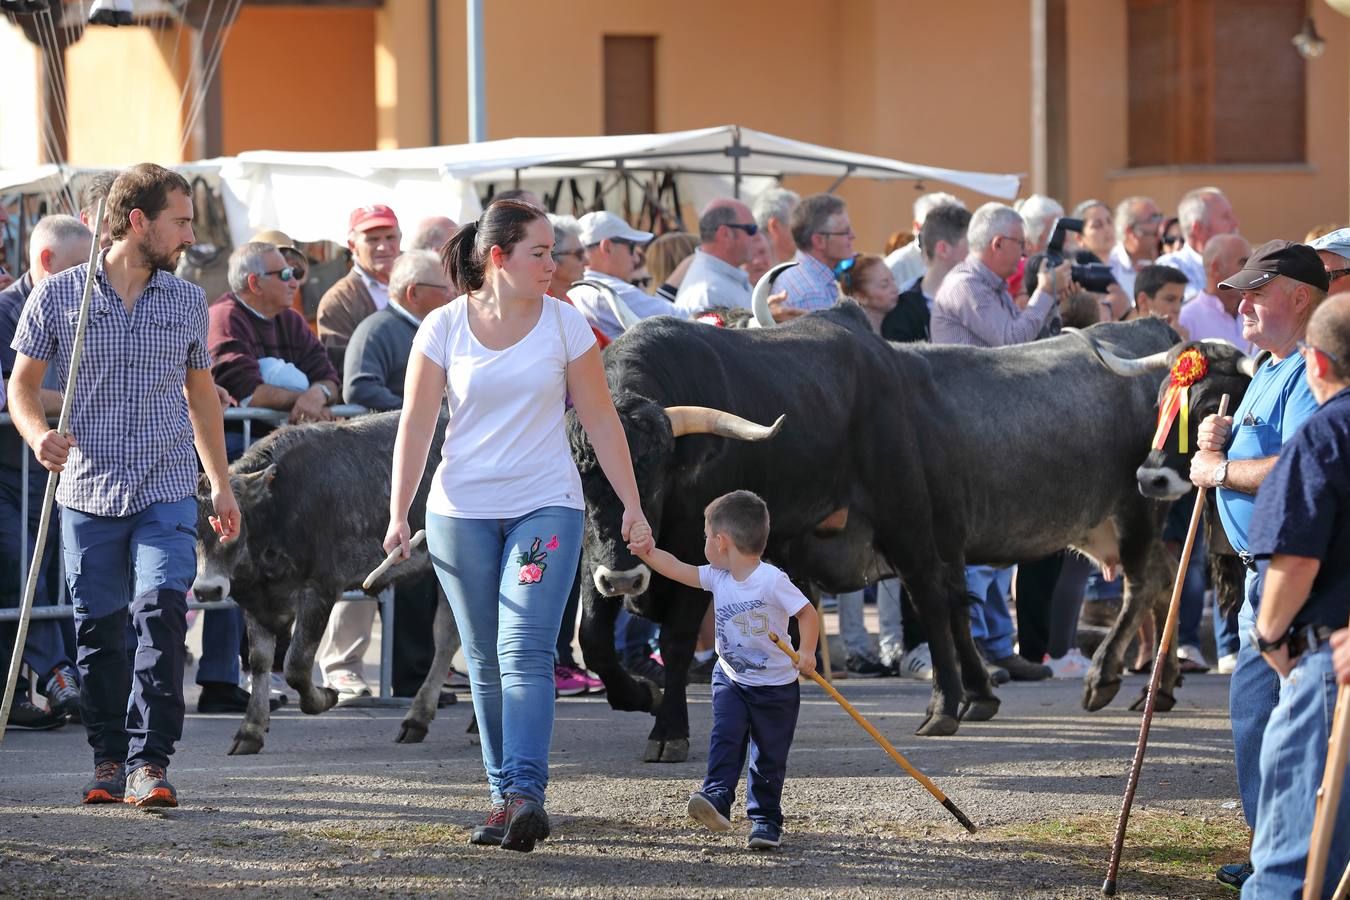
[567,211,688,340]
[1186,240,1327,890]
[1308,227,1350,298]
[675,199,757,314]
[1241,293,1350,895]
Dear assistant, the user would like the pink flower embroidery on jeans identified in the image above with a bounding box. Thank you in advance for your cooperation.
[546,535,560,551]
[517,538,549,585]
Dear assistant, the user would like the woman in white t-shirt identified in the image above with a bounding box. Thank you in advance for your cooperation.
[384,200,649,853]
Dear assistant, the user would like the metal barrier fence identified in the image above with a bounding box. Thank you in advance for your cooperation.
[0,404,401,699]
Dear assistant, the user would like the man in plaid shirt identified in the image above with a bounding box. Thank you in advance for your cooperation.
[7,163,239,808]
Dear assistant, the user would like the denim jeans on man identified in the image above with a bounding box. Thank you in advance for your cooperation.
[701,665,800,827]
[966,566,1015,660]
[426,506,583,804]
[1245,647,1350,897]
[62,497,197,771]
[1231,563,1281,830]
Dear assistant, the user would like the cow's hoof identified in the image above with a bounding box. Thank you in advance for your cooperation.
[466,714,479,735]
[1129,689,1177,712]
[228,733,264,755]
[915,714,960,737]
[643,739,663,763]
[1083,678,1121,712]
[659,739,689,763]
[959,698,1000,722]
[300,687,340,715]
[396,720,429,744]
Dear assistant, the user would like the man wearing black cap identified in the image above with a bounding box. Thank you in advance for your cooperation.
[1186,239,1328,889]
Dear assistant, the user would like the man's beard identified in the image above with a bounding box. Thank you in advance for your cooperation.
[143,243,187,273]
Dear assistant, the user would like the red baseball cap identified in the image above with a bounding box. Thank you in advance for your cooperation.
[348,204,400,233]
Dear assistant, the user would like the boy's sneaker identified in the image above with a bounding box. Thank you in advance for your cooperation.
[124,764,177,808]
[326,670,372,704]
[1217,653,1239,675]
[687,791,732,832]
[82,761,126,803]
[1042,648,1091,679]
[1216,860,1253,889]
[624,655,665,687]
[687,654,717,683]
[44,665,82,722]
[5,695,65,731]
[554,665,589,697]
[469,803,507,846]
[896,644,934,681]
[500,794,550,852]
[1178,643,1212,673]
[845,653,888,678]
[748,821,782,850]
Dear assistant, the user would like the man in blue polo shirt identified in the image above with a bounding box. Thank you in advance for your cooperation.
[1187,240,1328,888]
[1243,292,1350,895]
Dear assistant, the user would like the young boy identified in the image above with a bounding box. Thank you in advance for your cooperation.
[1129,263,1190,339]
[627,490,819,850]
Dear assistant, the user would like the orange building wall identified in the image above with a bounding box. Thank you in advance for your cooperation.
[220,6,378,154]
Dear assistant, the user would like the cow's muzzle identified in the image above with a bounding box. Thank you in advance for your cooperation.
[191,572,231,604]
[593,564,652,597]
[1136,464,1192,501]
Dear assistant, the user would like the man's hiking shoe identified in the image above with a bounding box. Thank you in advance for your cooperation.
[1216,860,1253,890]
[469,803,507,846]
[748,821,782,850]
[500,795,550,852]
[5,695,65,731]
[44,665,82,722]
[82,761,126,804]
[124,765,177,808]
[687,791,732,832]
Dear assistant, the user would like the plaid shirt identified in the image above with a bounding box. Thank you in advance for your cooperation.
[775,251,840,311]
[11,253,211,516]
[930,258,1058,348]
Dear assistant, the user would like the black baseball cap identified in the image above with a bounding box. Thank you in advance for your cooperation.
[1219,239,1330,292]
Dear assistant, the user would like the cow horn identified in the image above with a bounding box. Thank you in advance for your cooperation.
[750,261,798,328]
[664,406,786,441]
[572,279,642,332]
[1237,354,1259,379]
[1074,330,1173,377]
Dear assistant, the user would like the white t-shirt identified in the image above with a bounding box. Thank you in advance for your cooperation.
[700,561,809,687]
[412,295,596,518]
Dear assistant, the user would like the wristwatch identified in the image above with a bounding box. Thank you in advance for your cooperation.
[1249,626,1289,653]
[1213,458,1229,488]
[316,383,333,403]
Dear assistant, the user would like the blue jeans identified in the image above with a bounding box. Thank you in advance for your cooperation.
[425,506,583,805]
[1176,529,1206,649]
[1246,647,1350,898]
[1214,592,1242,658]
[0,467,72,679]
[61,498,197,770]
[1231,564,1281,830]
[966,566,1014,661]
[615,607,659,668]
[702,666,800,827]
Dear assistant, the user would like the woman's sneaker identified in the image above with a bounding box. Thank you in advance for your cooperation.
[500,795,550,852]
[124,764,177,808]
[82,761,126,803]
[1042,648,1091,679]
[469,803,507,846]
[44,665,82,722]
[577,669,605,694]
[895,644,934,681]
[554,665,589,697]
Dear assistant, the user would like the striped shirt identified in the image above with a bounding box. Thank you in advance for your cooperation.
[775,251,840,311]
[10,253,211,517]
[930,257,1058,347]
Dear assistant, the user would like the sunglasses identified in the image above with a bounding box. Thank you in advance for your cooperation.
[263,267,297,282]
[724,222,759,236]
[1325,267,1350,282]
[1162,235,1183,247]
[552,248,585,261]
[631,275,652,289]
[834,254,860,288]
[1297,339,1342,365]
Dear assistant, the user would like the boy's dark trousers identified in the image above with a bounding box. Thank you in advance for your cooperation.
[701,665,800,827]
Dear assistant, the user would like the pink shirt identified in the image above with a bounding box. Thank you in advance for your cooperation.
[1179,291,1253,353]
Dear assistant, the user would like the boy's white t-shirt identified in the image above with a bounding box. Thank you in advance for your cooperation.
[699,561,809,687]
[411,295,596,518]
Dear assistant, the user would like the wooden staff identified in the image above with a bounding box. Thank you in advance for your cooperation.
[1102,394,1230,895]
[0,199,104,745]
[1333,855,1350,900]
[1304,617,1350,899]
[768,631,976,833]
[362,529,426,590]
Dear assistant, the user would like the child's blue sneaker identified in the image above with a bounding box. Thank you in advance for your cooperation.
[687,791,732,832]
[748,821,781,850]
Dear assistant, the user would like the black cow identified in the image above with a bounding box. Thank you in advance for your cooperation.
[570,304,1185,760]
[191,412,459,755]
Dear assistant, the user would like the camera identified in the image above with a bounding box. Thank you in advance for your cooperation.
[1042,217,1118,294]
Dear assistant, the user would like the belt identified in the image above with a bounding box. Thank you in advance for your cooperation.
[1238,551,1258,573]
[1289,624,1338,658]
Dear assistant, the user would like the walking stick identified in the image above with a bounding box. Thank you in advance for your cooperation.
[1304,615,1350,900]
[1102,394,1230,895]
[0,199,105,744]
[362,529,426,590]
[768,631,976,833]
[1334,855,1350,900]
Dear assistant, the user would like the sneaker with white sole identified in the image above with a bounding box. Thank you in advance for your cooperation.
[1043,648,1091,679]
[1217,652,1239,675]
[895,644,934,681]
[325,669,372,703]
[1177,643,1212,673]
[444,667,470,690]
[44,665,82,722]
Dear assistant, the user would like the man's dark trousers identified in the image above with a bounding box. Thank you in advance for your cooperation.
[62,497,196,771]
[702,665,800,827]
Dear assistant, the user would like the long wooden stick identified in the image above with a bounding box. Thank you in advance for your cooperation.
[0,199,104,743]
[1305,634,1350,899]
[362,529,426,590]
[1102,393,1230,895]
[1333,854,1350,900]
[768,631,976,833]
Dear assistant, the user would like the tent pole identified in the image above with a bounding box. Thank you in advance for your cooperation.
[466,0,486,142]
